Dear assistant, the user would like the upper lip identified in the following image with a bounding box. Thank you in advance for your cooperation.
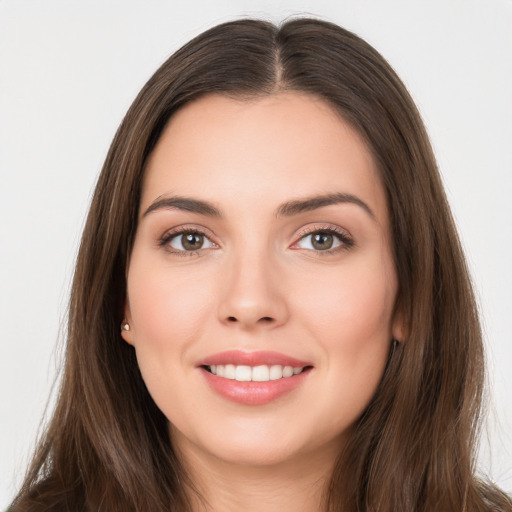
[198,350,312,368]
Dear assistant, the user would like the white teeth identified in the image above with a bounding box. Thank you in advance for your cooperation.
[224,364,236,380]
[235,365,252,382]
[252,365,270,381]
[282,366,294,378]
[208,364,305,382]
[269,365,283,380]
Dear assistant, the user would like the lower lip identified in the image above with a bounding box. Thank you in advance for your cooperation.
[200,367,311,405]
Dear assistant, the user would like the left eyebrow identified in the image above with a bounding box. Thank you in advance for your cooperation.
[276,192,376,220]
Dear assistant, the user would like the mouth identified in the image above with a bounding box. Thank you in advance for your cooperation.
[198,350,313,405]
[203,364,309,381]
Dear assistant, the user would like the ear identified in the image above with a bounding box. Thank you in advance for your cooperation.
[121,301,135,346]
[392,306,407,344]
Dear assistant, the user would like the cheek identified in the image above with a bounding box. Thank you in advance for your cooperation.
[125,256,217,417]
[125,259,219,443]
[296,261,396,431]
[299,261,396,345]
[126,255,216,360]
[295,255,397,405]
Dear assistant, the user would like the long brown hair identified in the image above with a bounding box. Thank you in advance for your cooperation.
[13,18,511,512]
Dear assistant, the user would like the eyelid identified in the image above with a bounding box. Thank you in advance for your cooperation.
[295,223,350,239]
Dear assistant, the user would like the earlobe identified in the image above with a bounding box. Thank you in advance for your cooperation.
[392,308,407,344]
[120,318,135,345]
[121,300,135,345]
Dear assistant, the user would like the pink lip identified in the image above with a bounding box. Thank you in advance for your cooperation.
[197,350,313,406]
[198,350,311,368]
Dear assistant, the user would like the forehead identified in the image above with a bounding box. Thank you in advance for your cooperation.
[141,93,387,223]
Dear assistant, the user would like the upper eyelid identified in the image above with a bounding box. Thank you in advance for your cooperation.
[295,223,351,239]
[160,224,216,240]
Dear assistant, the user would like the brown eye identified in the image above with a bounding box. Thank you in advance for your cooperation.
[169,232,214,251]
[311,232,333,250]
[182,233,204,250]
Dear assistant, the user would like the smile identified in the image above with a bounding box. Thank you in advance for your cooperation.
[199,350,313,405]
[206,364,305,381]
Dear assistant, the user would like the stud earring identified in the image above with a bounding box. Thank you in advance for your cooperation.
[121,321,130,331]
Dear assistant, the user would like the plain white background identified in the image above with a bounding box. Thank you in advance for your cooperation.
[1,0,511,507]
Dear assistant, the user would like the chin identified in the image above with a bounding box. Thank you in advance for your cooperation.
[170,415,346,470]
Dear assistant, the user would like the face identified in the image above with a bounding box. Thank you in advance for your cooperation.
[122,93,403,469]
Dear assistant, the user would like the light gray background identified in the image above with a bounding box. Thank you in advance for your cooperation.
[1,0,511,507]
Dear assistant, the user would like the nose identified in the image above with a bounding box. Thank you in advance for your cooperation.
[217,249,289,330]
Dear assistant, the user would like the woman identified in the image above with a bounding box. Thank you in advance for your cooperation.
[12,17,511,512]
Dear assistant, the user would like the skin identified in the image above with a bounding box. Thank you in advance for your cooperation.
[122,92,404,511]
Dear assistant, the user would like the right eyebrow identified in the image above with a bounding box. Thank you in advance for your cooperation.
[142,196,222,218]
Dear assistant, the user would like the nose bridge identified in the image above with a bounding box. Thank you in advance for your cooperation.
[218,239,288,328]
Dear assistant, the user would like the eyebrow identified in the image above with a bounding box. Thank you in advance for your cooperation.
[143,192,375,220]
[143,196,222,218]
[276,192,376,220]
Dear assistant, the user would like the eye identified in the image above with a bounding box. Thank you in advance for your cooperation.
[294,228,353,252]
[165,230,216,252]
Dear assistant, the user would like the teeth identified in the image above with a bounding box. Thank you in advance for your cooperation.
[269,365,282,380]
[224,364,236,380]
[235,365,252,382]
[282,366,294,378]
[252,365,270,382]
[207,364,304,382]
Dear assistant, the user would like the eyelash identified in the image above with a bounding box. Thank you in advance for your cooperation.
[159,224,354,256]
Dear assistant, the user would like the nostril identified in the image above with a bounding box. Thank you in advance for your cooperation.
[226,315,274,323]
